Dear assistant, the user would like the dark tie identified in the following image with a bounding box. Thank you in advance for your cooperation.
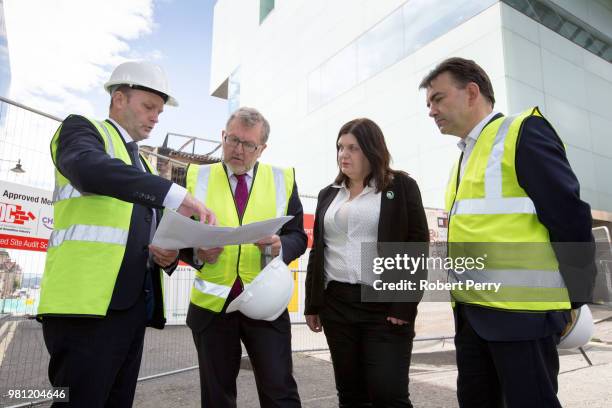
[228,173,248,302]
[127,142,144,171]
[234,173,248,218]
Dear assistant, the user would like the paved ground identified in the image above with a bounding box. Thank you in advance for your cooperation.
[127,304,612,408]
[2,303,612,407]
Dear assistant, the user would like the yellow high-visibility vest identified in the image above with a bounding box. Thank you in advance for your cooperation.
[445,107,570,312]
[186,162,294,313]
[39,116,164,317]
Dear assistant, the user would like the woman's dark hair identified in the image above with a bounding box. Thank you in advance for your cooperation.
[334,118,396,192]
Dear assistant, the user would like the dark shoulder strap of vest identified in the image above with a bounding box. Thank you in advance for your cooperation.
[455,152,464,193]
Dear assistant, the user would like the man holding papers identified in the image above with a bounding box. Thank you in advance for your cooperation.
[183,107,307,408]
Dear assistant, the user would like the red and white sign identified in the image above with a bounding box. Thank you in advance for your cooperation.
[303,213,314,248]
[0,181,53,252]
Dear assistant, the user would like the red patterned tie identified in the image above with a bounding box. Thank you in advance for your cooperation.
[228,173,248,301]
[234,173,248,217]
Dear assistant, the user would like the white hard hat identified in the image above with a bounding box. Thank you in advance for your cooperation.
[104,61,178,106]
[558,304,594,349]
[226,256,294,321]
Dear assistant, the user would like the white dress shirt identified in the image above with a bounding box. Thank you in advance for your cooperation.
[323,182,380,286]
[107,118,187,210]
[225,166,254,192]
[456,111,499,180]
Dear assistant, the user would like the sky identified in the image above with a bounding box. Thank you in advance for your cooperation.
[1,0,227,274]
[3,0,227,152]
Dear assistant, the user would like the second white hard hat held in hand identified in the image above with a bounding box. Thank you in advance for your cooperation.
[226,256,294,321]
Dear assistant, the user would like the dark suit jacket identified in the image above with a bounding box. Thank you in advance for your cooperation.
[458,112,596,341]
[182,162,308,332]
[305,172,429,323]
[54,114,174,328]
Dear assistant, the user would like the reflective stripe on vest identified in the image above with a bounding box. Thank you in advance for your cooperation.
[271,166,288,218]
[186,162,294,313]
[193,277,253,298]
[451,197,536,216]
[450,268,566,289]
[445,107,570,311]
[194,277,231,299]
[53,183,83,202]
[48,225,129,248]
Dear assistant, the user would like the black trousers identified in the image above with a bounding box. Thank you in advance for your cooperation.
[191,309,301,408]
[455,305,562,408]
[319,281,415,408]
[42,295,147,408]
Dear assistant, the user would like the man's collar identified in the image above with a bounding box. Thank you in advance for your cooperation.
[106,118,134,144]
[457,110,500,151]
[223,162,256,180]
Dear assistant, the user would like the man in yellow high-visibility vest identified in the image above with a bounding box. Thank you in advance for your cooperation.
[38,61,215,407]
[182,107,307,407]
[419,57,595,408]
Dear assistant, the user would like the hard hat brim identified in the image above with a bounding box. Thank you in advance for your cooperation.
[225,256,293,321]
[104,79,179,107]
[558,305,594,349]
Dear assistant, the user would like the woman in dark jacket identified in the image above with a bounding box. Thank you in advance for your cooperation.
[305,118,429,408]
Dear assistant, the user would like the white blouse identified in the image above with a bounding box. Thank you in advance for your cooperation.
[323,182,381,286]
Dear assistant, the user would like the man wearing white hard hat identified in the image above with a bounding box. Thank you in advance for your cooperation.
[38,61,216,407]
[180,107,307,407]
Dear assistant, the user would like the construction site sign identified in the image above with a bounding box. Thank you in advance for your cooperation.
[0,180,53,252]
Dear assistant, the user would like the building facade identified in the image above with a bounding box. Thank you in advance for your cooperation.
[209,0,612,227]
[0,0,10,98]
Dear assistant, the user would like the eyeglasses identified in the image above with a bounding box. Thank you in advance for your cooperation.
[224,135,260,153]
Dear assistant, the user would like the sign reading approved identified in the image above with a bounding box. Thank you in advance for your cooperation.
[0,180,53,252]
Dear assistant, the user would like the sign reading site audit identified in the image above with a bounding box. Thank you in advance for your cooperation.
[0,180,53,252]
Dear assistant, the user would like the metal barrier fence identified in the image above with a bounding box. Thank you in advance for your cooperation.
[0,269,332,408]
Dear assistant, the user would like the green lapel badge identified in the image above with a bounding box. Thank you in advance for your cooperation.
[386,191,394,199]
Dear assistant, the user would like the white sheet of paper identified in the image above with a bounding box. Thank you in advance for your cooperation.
[151,210,294,250]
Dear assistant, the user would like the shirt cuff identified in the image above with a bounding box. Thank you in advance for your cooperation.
[163,184,187,210]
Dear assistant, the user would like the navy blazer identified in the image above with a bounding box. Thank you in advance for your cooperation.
[182,162,308,332]
[305,172,429,323]
[459,112,596,341]
[55,115,174,328]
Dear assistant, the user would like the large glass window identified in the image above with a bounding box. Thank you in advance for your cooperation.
[501,0,612,63]
[307,0,497,112]
[403,0,496,55]
[260,0,275,24]
[307,69,322,112]
[320,43,358,106]
[228,67,241,115]
[357,7,404,82]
